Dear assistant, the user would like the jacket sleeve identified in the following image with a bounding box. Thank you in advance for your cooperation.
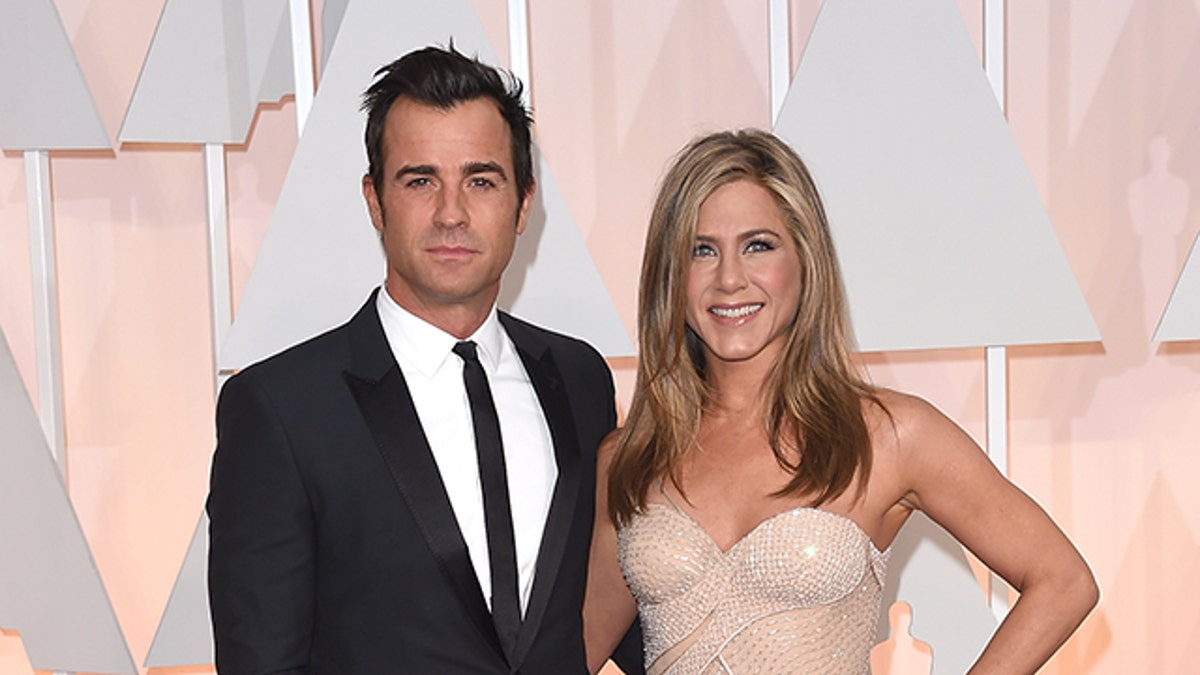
[207,370,314,674]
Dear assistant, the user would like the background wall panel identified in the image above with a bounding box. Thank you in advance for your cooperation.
[0,0,1196,672]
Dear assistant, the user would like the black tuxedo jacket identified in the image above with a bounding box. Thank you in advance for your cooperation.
[208,292,639,674]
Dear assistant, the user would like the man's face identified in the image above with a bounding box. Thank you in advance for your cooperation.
[362,97,532,331]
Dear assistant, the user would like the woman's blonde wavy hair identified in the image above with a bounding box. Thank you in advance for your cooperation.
[608,129,882,526]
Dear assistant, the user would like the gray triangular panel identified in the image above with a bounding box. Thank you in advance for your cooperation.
[0,0,110,150]
[144,515,212,667]
[320,0,351,71]
[775,0,1100,351]
[119,0,292,144]
[501,151,634,354]
[258,6,295,105]
[877,512,997,674]
[0,329,135,673]
[220,0,630,370]
[1155,232,1200,341]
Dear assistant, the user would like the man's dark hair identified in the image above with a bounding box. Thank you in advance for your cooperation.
[361,45,534,200]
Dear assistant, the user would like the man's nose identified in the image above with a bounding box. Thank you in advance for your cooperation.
[434,183,467,228]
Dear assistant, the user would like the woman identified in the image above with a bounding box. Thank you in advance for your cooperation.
[583,130,1097,674]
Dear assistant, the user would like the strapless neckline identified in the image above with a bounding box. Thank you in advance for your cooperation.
[619,502,890,673]
[641,501,888,557]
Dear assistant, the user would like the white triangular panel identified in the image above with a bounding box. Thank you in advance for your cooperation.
[119,0,292,144]
[1155,232,1200,341]
[0,329,135,674]
[775,0,1100,352]
[877,513,997,674]
[0,0,110,150]
[220,0,631,371]
[144,516,212,667]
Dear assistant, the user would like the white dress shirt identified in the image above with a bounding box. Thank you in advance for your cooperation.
[376,289,557,615]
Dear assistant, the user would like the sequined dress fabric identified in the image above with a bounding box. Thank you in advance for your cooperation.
[618,501,888,674]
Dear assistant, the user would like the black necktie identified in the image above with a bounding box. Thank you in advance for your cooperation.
[453,340,521,660]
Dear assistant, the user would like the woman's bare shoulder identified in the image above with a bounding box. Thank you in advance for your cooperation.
[596,428,623,473]
[867,387,987,493]
[860,389,979,518]
[863,388,968,475]
[866,388,950,438]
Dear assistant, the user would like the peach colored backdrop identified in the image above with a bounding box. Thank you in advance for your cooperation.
[0,0,1196,673]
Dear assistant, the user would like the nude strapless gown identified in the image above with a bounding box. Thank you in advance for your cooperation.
[619,501,888,674]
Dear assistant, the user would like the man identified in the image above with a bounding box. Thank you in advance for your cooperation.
[208,46,640,673]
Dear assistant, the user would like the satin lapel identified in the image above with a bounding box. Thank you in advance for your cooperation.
[342,297,503,659]
[503,318,583,667]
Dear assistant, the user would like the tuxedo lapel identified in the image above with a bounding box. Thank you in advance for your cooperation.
[341,294,504,659]
[501,314,584,668]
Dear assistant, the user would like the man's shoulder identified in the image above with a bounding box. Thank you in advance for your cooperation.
[231,314,359,388]
[499,312,607,366]
[233,292,382,381]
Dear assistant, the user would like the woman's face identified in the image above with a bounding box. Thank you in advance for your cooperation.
[684,179,803,369]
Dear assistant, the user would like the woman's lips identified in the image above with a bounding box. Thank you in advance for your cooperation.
[709,303,763,322]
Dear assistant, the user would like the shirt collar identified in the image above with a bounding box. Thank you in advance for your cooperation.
[376,287,504,377]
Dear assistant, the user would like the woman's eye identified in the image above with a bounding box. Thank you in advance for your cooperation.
[745,238,776,253]
[692,243,716,258]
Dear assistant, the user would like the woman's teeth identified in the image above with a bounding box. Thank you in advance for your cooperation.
[710,304,762,318]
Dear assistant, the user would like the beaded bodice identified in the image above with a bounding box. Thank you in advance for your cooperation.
[618,502,888,674]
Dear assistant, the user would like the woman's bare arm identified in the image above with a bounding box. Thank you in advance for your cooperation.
[893,394,1098,674]
[583,433,640,674]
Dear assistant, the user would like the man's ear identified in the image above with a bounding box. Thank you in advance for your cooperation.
[362,174,384,232]
[515,177,537,235]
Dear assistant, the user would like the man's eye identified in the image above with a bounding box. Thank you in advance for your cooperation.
[406,177,431,188]
[469,176,497,189]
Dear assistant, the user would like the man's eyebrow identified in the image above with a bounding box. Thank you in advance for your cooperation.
[395,164,436,179]
[463,161,507,179]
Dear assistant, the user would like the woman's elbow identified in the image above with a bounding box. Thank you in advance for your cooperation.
[1055,553,1100,624]
[1073,562,1100,617]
